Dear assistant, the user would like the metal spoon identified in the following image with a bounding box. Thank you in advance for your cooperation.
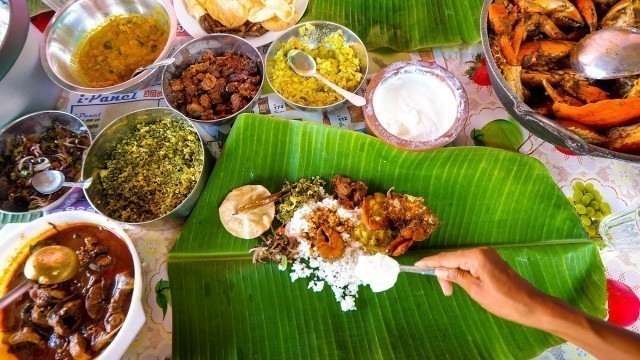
[0,246,80,309]
[399,265,437,276]
[32,170,92,194]
[130,57,176,79]
[570,26,640,80]
[287,49,367,107]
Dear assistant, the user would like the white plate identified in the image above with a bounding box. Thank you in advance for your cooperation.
[175,0,309,48]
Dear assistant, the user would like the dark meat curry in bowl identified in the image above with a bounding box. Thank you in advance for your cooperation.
[0,225,135,360]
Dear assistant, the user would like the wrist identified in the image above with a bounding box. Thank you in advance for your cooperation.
[531,294,589,337]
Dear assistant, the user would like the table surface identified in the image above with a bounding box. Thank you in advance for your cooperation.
[6,3,640,359]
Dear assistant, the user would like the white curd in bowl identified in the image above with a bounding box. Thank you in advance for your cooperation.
[371,70,458,142]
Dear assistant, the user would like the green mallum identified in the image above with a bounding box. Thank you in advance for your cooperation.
[99,118,203,223]
[275,177,326,223]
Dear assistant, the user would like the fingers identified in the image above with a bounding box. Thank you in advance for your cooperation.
[437,278,453,296]
[435,267,479,294]
[414,247,496,277]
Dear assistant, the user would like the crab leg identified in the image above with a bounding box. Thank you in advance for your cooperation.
[517,40,575,69]
[552,98,640,128]
[573,0,598,32]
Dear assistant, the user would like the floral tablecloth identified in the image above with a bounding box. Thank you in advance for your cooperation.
[7,5,640,359]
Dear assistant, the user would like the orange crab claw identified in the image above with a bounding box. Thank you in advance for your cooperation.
[542,79,584,106]
[517,40,575,69]
[574,0,598,32]
[500,35,520,66]
[489,2,514,35]
[552,98,640,129]
[387,237,414,257]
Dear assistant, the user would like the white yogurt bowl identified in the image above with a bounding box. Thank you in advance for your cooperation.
[363,61,468,152]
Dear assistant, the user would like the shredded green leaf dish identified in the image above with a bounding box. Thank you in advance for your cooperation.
[276,177,326,223]
[98,118,203,223]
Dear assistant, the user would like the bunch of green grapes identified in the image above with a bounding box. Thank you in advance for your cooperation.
[569,181,612,237]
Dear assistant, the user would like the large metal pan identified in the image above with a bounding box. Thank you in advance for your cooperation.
[480,0,640,163]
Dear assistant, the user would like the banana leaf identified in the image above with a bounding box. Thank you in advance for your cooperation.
[169,115,606,359]
[302,0,484,51]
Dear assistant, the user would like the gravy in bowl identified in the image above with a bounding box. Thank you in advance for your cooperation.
[0,225,134,360]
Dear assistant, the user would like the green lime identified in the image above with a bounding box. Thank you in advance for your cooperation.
[471,119,523,152]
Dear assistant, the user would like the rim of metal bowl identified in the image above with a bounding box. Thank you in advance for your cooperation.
[40,0,177,95]
[265,20,369,111]
[161,34,265,125]
[479,0,640,163]
[0,111,93,215]
[81,107,208,227]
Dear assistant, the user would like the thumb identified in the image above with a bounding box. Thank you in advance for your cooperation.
[435,268,478,293]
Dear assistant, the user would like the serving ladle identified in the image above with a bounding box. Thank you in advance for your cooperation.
[130,57,176,79]
[570,26,640,80]
[287,49,367,107]
[0,245,80,309]
[32,170,92,194]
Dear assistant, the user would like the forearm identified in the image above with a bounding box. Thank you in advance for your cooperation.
[533,295,640,360]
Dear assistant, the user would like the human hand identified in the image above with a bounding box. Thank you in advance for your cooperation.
[415,247,551,327]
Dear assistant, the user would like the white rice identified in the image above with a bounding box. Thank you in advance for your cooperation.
[285,199,365,311]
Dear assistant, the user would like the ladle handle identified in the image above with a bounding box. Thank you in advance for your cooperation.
[521,110,591,155]
[399,265,437,276]
[0,280,34,309]
[313,73,367,107]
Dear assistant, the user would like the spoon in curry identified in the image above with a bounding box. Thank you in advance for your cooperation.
[130,57,176,79]
[32,170,92,195]
[570,26,640,80]
[287,49,367,106]
[0,245,80,309]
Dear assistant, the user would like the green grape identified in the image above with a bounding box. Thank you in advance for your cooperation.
[580,215,592,226]
[593,211,604,221]
[593,192,603,202]
[586,207,595,217]
[574,181,585,191]
[573,191,583,201]
[575,204,587,214]
[601,203,612,215]
[586,226,597,236]
[585,183,594,192]
[581,194,592,205]
[589,201,600,210]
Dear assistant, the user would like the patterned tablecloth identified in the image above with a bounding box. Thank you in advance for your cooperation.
[6,5,640,359]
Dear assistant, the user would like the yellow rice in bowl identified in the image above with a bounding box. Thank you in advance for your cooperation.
[269,25,364,107]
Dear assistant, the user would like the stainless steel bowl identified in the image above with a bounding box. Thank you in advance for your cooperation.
[82,108,213,230]
[161,34,265,127]
[480,0,640,163]
[265,21,369,112]
[0,111,92,215]
[41,0,177,95]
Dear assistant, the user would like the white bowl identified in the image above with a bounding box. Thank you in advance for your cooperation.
[0,211,145,360]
